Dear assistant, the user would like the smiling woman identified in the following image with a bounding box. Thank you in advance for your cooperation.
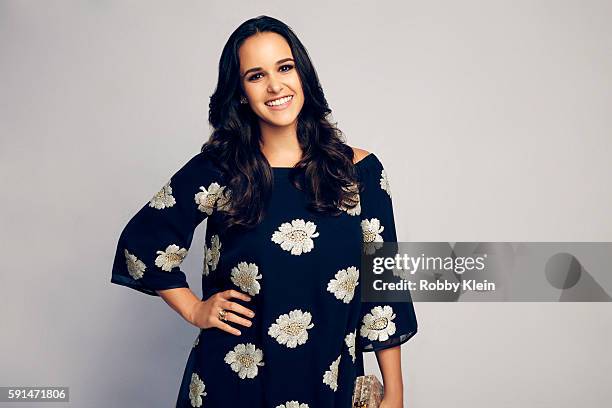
[110,15,417,408]
[238,34,304,126]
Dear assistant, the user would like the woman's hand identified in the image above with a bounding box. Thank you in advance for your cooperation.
[188,289,255,336]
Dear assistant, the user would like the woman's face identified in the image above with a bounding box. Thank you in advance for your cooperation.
[238,31,305,128]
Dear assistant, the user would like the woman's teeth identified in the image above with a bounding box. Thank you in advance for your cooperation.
[265,95,293,106]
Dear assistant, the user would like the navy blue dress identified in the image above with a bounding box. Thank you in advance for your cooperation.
[110,151,418,407]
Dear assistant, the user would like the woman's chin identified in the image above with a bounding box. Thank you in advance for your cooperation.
[259,114,298,127]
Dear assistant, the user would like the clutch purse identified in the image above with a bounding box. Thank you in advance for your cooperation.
[352,374,384,407]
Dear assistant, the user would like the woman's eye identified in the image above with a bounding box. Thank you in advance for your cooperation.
[248,65,294,81]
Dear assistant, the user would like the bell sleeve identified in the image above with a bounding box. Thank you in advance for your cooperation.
[356,153,418,352]
[110,152,228,297]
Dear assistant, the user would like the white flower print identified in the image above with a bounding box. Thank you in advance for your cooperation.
[361,218,384,243]
[194,182,228,215]
[322,355,341,392]
[154,244,187,272]
[380,169,392,198]
[326,266,359,304]
[345,331,356,363]
[338,183,361,216]
[209,235,221,269]
[224,343,264,379]
[149,180,176,209]
[230,261,262,296]
[268,309,314,348]
[193,333,200,348]
[216,187,232,212]
[275,402,310,408]
[360,305,397,342]
[392,267,411,281]
[188,372,207,407]
[202,234,221,276]
[361,218,385,255]
[202,245,210,276]
[271,219,320,255]
[124,249,146,280]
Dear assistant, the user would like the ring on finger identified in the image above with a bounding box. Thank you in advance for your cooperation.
[218,308,228,321]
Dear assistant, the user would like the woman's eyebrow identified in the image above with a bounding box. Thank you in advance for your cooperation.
[242,58,295,77]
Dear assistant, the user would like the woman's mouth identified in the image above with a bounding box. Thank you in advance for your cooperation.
[264,95,293,110]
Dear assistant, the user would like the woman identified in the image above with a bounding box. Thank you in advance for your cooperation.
[110,15,418,408]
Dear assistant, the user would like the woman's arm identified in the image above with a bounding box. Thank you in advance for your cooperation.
[110,152,254,335]
[354,151,418,408]
[156,287,201,325]
[157,287,255,335]
[376,345,404,407]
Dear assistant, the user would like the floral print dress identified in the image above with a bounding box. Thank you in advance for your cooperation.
[110,151,418,408]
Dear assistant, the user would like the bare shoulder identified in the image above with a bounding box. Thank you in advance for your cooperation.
[351,146,371,164]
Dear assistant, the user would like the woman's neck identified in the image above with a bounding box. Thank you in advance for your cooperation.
[259,123,302,167]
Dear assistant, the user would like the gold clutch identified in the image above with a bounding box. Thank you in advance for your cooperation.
[352,374,384,407]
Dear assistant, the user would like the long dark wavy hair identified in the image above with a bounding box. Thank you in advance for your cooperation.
[200,15,361,232]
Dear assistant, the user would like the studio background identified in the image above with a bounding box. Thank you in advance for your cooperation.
[1,1,611,407]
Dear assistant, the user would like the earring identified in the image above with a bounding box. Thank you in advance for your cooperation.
[240,96,248,104]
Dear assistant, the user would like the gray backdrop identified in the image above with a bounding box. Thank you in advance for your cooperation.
[1,1,611,407]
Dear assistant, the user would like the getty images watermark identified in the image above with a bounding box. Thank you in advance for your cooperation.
[360,242,612,302]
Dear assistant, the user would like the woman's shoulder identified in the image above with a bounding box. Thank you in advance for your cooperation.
[172,150,226,182]
[351,146,370,165]
[350,146,383,171]
[187,150,224,169]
